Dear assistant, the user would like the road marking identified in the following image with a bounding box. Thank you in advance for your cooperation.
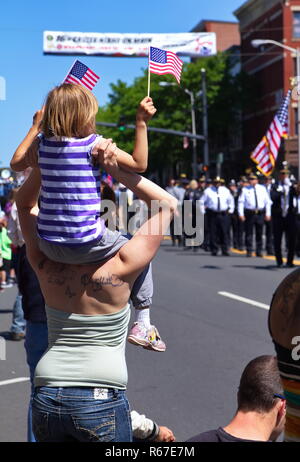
[0,377,30,387]
[218,291,269,310]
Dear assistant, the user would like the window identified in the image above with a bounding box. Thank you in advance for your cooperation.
[293,12,300,38]
[294,107,299,135]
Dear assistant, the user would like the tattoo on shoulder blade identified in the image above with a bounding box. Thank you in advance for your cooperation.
[46,262,76,286]
[81,273,124,292]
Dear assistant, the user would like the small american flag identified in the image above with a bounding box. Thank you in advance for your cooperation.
[149,46,183,84]
[251,90,291,176]
[63,60,100,91]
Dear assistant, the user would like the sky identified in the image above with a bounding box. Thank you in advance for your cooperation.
[0,0,243,167]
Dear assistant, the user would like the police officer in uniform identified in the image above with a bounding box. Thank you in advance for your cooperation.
[228,179,240,249]
[198,176,206,193]
[236,176,248,250]
[166,178,181,246]
[263,175,274,255]
[200,176,234,256]
[270,168,297,268]
[199,176,210,251]
[183,179,203,251]
[238,173,272,257]
[167,174,189,247]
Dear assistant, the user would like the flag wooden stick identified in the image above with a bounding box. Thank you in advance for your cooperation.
[62,59,76,84]
[147,47,151,97]
[147,69,151,97]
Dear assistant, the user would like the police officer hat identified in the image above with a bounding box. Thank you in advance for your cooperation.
[248,173,258,179]
[198,176,206,182]
[229,179,236,186]
[179,173,189,185]
[213,176,222,183]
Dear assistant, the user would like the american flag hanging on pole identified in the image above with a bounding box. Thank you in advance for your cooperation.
[63,60,100,91]
[149,47,183,84]
[251,89,291,176]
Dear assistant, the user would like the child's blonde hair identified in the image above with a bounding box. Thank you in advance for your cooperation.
[42,83,99,138]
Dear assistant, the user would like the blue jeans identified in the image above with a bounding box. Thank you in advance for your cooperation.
[10,294,26,334]
[32,386,132,442]
[24,321,48,442]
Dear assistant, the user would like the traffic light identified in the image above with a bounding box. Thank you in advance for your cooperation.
[117,115,126,131]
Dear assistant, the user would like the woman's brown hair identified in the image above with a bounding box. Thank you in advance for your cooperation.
[42,83,99,138]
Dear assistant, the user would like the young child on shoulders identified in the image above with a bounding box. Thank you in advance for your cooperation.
[10,83,165,352]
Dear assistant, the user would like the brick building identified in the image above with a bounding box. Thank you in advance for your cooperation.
[234,0,300,175]
[191,20,241,52]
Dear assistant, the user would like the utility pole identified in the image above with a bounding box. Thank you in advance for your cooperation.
[201,68,209,176]
[184,89,197,179]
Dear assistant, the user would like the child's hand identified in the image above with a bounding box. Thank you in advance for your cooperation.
[136,97,157,124]
[102,141,118,175]
[91,138,113,166]
[32,107,44,132]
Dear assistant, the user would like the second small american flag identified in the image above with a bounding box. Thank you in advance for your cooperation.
[63,60,100,90]
[149,46,183,84]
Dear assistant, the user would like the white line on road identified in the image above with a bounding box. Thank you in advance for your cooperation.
[0,377,30,387]
[218,291,269,311]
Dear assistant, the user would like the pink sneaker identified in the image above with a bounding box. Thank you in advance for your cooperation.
[127,323,166,352]
[143,325,166,352]
[127,323,150,347]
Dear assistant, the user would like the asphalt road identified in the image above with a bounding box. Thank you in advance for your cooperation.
[0,242,293,442]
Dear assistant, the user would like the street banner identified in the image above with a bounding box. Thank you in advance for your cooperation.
[43,31,216,57]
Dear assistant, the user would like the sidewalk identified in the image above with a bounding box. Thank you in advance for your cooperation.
[0,286,30,442]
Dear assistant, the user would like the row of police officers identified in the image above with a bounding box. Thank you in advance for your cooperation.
[167,168,300,267]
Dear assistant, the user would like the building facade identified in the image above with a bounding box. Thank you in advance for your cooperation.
[191,20,241,52]
[234,0,300,174]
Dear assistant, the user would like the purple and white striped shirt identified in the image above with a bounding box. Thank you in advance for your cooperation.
[38,134,105,246]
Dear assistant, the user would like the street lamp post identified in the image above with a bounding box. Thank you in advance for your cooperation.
[201,68,209,177]
[252,39,300,179]
[184,88,198,178]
